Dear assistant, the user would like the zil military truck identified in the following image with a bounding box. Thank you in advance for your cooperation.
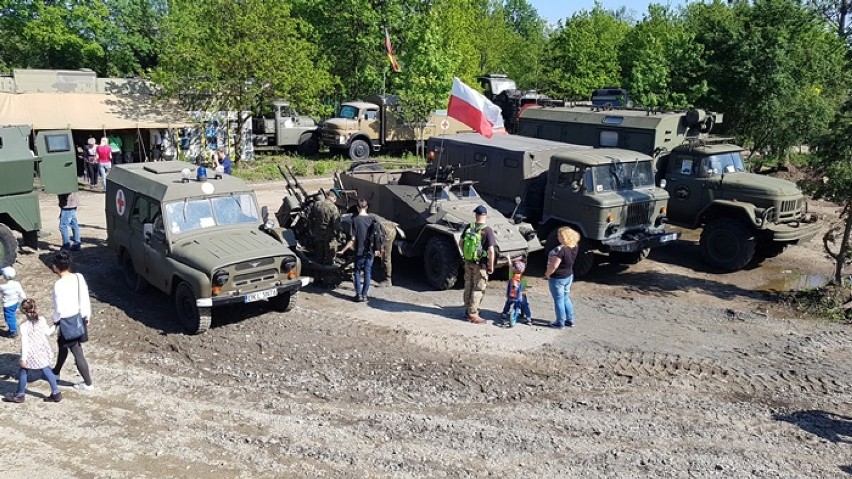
[251,100,319,156]
[426,133,678,276]
[105,161,312,334]
[0,125,78,268]
[319,95,471,162]
[334,164,542,290]
[515,105,819,271]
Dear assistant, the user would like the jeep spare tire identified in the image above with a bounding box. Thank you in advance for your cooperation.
[0,223,16,269]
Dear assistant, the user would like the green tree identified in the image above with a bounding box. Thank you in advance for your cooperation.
[619,4,706,109]
[806,0,852,40]
[101,0,167,75]
[542,4,629,99]
[808,98,852,283]
[688,0,848,166]
[154,0,333,160]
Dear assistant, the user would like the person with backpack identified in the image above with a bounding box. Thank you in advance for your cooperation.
[458,205,496,324]
[337,197,385,303]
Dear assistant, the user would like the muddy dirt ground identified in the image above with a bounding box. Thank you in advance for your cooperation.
[0,177,850,478]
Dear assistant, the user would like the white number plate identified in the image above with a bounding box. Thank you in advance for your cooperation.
[661,233,678,242]
[245,288,278,303]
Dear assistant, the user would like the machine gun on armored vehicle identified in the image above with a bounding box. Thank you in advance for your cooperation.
[334,162,542,290]
[427,133,679,276]
[0,126,78,268]
[514,103,819,271]
[274,164,355,285]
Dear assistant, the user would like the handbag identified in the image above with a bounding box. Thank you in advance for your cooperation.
[58,274,86,341]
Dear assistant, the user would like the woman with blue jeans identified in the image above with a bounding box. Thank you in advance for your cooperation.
[545,226,580,329]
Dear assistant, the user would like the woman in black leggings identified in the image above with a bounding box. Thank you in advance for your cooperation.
[50,251,94,390]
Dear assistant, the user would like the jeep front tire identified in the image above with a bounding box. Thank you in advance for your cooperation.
[175,281,211,334]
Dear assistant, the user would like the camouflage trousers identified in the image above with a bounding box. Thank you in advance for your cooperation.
[463,261,489,316]
[377,225,396,281]
[314,236,338,266]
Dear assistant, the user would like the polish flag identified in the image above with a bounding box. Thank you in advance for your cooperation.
[447,77,505,138]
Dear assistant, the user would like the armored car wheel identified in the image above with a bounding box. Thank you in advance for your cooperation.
[0,223,16,269]
[120,251,147,292]
[424,235,461,290]
[700,218,756,271]
[175,281,211,334]
[270,291,297,312]
[348,139,371,162]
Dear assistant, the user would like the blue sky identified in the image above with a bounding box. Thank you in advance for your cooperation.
[529,0,686,24]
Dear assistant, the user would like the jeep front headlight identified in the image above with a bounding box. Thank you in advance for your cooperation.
[212,269,229,295]
[338,135,346,145]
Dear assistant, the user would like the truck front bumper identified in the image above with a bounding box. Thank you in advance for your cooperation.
[765,220,820,243]
[197,276,313,308]
[602,230,681,253]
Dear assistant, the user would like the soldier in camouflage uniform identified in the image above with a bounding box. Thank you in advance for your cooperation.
[309,191,341,266]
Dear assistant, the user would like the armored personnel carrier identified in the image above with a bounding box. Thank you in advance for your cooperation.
[334,164,541,290]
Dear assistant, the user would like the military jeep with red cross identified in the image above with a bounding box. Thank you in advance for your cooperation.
[105,161,311,334]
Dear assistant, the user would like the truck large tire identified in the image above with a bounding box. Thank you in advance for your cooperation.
[175,281,211,334]
[700,218,756,271]
[545,229,596,277]
[754,240,788,262]
[610,248,650,265]
[0,224,16,269]
[297,133,319,157]
[348,139,371,162]
[423,235,462,290]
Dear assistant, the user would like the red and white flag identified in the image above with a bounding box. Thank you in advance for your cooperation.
[384,27,401,73]
[447,77,505,138]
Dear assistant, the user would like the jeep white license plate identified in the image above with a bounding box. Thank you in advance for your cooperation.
[661,233,678,243]
[245,288,278,303]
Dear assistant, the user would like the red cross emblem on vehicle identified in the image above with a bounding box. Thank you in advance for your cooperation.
[116,189,126,216]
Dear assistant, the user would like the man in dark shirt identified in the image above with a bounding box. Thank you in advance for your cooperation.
[458,205,496,324]
[57,192,81,251]
[337,197,379,302]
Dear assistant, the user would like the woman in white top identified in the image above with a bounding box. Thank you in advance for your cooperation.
[4,299,62,403]
[50,251,94,390]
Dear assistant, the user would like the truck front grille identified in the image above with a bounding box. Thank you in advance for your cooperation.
[233,257,275,271]
[233,269,278,287]
[776,198,803,222]
[625,202,652,227]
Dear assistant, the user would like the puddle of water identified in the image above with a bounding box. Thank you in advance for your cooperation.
[759,271,833,293]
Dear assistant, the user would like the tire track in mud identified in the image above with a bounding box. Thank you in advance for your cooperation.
[551,347,849,399]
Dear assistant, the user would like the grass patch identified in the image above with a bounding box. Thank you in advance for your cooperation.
[231,151,429,182]
[780,282,852,322]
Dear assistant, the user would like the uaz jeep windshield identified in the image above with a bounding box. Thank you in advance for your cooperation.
[164,193,259,234]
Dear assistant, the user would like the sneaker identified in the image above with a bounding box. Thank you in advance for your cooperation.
[73,382,94,391]
[520,317,532,325]
[45,392,63,403]
[548,321,565,330]
[353,294,362,302]
[70,244,82,252]
[4,394,24,403]
[359,295,367,303]
[7,331,18,339]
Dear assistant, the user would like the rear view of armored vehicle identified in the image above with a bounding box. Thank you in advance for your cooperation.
[319,95,471,162]
[106,161,311,334]
[334,165,541,290]
[516,105,818,271]
[427,134,678,276]
[0,126,78,268]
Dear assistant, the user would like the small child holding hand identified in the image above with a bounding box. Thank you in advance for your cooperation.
[0,266,26,338]
[4,299,62,403]
[498,258,532,328]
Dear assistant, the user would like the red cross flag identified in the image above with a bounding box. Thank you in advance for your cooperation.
[447,77,505,138]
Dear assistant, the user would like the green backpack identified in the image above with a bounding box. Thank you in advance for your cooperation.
[462,223,485,262]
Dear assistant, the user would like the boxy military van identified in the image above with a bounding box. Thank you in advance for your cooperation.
[106,161,311,334]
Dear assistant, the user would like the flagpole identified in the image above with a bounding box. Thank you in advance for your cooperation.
[382,67,387,97]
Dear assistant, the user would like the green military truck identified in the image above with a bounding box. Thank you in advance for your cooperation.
[105,161,311,334]
[319,95,471,162]
[0,126,78,268]
[516,106,819,271]
[251,100,319,156]
[426,133,678,276]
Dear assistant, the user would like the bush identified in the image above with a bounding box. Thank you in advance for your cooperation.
[291,158,309,176]
[313,160,327,176]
